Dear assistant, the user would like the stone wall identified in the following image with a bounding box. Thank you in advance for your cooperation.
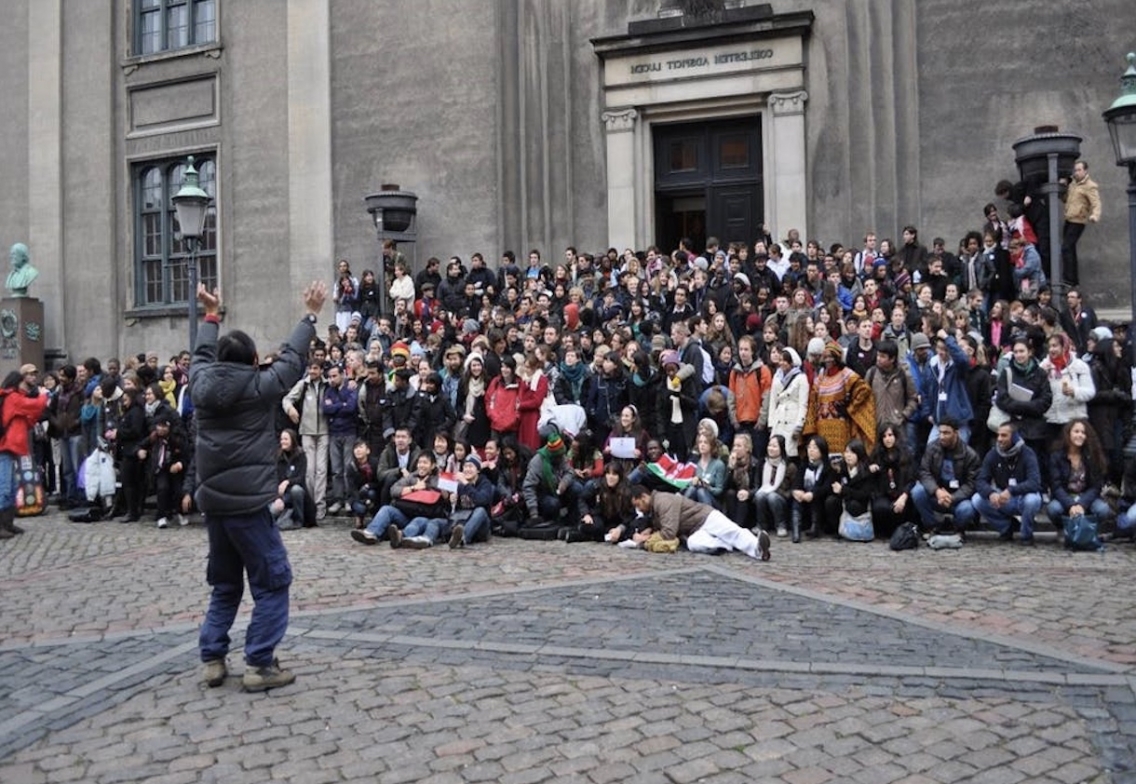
[4,0,1136,363]
[916,0,1136,307]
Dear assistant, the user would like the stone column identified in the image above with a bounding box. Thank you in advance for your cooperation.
[287,0,333,286]
[602,108,638,252]
[767,90,809,242]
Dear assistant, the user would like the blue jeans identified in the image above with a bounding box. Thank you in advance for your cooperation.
[403,516,445,542]
[0,452,14,510]
[1118,504,1136,535]
[328,434,354,504]
[456,507,490,544]
[910,483,976,531]
[753,491,788,531]
[682,486,718,508]
[60,434,84,503]
[365,505,409,538]
[349,486,378,518]
[199,509,292,667]
[973,492,1042,539]
[1046,498,1112,523]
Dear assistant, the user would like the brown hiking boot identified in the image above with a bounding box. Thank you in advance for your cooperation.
[448,523,465,549]
[242,659,295,692]
[201,659,228,688]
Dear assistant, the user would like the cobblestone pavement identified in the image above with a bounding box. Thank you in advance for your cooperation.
[1,513,1134,783]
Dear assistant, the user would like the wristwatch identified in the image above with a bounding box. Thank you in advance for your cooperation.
[303,313,317,325]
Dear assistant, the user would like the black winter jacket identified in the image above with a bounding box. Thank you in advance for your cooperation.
[190,317,314,515]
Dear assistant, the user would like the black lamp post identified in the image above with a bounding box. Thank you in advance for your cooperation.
[1012,128,1082,301]
[172,156,211,350]
[364,185,418,318]
[1103,53,1136,458]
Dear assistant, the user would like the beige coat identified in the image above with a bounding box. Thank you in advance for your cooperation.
[650,491,712,539]
[1064,175,1101,225]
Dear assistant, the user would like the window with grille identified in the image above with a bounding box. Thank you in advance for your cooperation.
[134,155,218,306]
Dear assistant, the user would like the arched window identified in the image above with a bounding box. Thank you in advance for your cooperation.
[133,154,219,306]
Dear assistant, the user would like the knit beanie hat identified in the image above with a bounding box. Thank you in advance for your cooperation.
[391,341,411,361]
[545,432,566,455]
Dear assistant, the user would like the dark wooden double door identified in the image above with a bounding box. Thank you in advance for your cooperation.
[654,117,763,255]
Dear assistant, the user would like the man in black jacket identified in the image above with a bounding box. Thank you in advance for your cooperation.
[911,418,981,534]
[192,280,326,692]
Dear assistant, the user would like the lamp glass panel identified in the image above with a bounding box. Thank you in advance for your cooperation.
[1109,114,1136,164]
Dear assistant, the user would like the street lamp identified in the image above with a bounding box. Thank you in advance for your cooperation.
[1012,127,1082,300]
[1103,53,1136,458]
[364,185,418,318]
[172,156,211,350]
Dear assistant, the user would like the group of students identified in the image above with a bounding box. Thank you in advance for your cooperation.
[10,354,196,529]
[307,218,1136,552]
[15,185,1136,555]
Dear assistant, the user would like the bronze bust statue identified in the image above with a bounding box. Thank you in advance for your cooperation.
[6,243,38,298]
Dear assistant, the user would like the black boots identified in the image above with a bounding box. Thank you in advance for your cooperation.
[0,508,24,537]
[122,487,141,522]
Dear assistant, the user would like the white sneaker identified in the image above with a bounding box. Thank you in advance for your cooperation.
[156,517,169,529]
[176,514,189,527]
[776,525,788,538]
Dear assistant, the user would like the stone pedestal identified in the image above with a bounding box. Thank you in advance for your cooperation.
[0,298,46,377]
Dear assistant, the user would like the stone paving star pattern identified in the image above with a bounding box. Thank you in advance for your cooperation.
[0,514,1133,783]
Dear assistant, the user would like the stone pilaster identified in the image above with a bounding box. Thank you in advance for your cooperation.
[767,90,809,242]
[602,108,638,252]
[27,0,63,354]
[287,0,333,285]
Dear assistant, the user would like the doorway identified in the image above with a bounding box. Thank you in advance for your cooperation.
[653,117,763,254]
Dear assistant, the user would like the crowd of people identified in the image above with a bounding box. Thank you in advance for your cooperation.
[4,163,1131,556]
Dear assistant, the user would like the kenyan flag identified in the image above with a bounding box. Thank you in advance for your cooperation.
[646,454,698,490]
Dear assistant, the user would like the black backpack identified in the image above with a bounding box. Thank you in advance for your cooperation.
[889,522,920,551]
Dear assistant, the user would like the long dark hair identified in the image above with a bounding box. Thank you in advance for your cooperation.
[871,423,908,465]
[278,428,300,457]
[843,439,870,473]
[570,429,597,470]
[803,434,829,465]
[597,461,633,523]
[1061,418,1107,478]
[1,370,22,391]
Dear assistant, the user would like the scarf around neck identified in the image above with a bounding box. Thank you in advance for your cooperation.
[996,434,1025,460]
[559,361,587,399]
[761,456,786,493]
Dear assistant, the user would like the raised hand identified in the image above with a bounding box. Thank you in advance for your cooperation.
[196,283,221,316]
[303,281,329,316]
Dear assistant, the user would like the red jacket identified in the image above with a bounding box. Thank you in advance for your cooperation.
[1,388,50,457]
[485,376,520,433]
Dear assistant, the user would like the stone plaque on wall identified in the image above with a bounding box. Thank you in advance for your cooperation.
[129,76,218,137]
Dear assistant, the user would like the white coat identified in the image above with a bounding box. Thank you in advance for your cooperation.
[767,368,810,457]
[1040,355,1095,424]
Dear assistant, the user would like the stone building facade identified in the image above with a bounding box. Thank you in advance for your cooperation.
[0,0,1133,363]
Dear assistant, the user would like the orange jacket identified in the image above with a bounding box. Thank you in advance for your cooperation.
[729,361,771,425]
